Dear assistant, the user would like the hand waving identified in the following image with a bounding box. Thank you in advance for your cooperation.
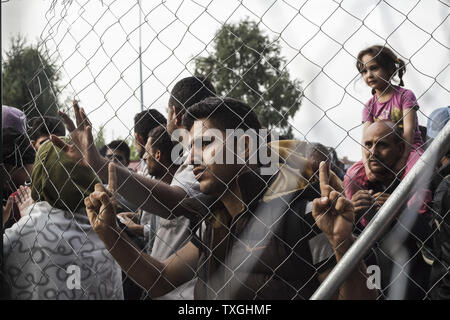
[50,100,102,169]
[312,161,355,250]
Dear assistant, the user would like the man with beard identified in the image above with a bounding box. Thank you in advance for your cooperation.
[344,120,432,299]
[83,97,375,300]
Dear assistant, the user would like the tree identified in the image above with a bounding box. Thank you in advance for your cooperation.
[194,19,302,138]
[2,35,61,120]
[94,124,106,150]
[124,137,140,161]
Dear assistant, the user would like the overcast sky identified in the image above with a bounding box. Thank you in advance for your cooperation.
[2,0,449,161]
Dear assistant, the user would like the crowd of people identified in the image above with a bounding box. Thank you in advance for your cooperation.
[1,45,450,300]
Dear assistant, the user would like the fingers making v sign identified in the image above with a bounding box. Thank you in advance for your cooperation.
[312,161,355,249]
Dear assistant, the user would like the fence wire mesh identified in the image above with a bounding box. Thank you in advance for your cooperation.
[1,0,450,300]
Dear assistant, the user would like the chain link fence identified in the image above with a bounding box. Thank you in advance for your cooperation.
[1,0,450,300]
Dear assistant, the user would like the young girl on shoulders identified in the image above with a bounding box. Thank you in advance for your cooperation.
[344,45,424,200]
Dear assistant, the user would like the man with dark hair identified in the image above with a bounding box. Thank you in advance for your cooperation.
[305,142,331,175]
[117,126,181,300]
[345,120,432,299]
[167,76,216,136]
[30,116,66,150]
[345,120,406,224]
[143,126,180,179]
[84,97,375,300]
[120,126,178,241]
[119,126,180,250]
[54,77,216,218]
[328,147,346,180]
[131,109,167,264]
[2,128,36,226]
[133,109,167,163]
[53,77,216,299]
[104,140,131,167]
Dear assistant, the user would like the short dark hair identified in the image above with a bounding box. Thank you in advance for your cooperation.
[356,45,406,94]
[106,140,130,163]
[99,145,107,157]
[182,97,261,132]
[30,116,66,140]
[147,125,179,164]
[134,109,167,138]
[306,142,330,160]
[328,147,345,170]
[168,76,216,113]
[2,127,36,167]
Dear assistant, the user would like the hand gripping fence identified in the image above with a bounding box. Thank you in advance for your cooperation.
[311,120,450,300]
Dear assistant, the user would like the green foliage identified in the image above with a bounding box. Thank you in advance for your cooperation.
[194,19,302,138]
[124,136,140,161]
[2,35,61,119]
[94,124,106,150]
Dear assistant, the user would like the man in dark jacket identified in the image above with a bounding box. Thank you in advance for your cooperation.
[83,97,376,300]
[428,149,450,299]
[426,107,450,299]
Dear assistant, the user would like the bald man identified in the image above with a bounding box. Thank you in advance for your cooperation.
[345,120,432,300]
[344,120,406,222]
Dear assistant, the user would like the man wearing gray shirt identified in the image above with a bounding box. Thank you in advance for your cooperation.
[147,77,216,299]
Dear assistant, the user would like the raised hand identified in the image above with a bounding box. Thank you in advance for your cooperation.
[14,185,34,218]
[85,162,119,237]
[50,100,103,169]
[312,161,355,250]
